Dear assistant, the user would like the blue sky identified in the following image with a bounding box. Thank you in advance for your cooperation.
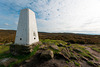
[1,0,100,34]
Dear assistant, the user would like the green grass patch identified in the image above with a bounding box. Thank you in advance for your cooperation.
[72,44,87,53]
[74,61,80,66]
[87,61,94,66]
[0,45,40,67]
[0,45,9,54]
[0,40,98,67]
[80,52,93,60]
[40,39,67,45]
[49,47,59,54]
[93,56,98,61]
[88,53,98,61]
[72,44,94,60]
[0,65,5,67]
[94,58,98,61]
[92,48,100,53]
[89,45,100,53]
[66,61,69,64]
[0,53,12,59]
[0,45,11,59]
[8,45,40,67]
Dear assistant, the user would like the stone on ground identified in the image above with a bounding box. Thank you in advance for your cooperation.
[0,58,17,66]
[58,43,64,47]
[40,50,54,60]
[50,45,59,50]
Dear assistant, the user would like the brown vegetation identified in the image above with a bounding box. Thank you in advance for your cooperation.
[1,30,100,44]
[39,33,100,44]
[0,30,16,43]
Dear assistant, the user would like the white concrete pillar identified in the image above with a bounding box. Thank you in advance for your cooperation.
[15,8,39,45]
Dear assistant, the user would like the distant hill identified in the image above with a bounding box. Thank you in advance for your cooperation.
[0,30,100,45]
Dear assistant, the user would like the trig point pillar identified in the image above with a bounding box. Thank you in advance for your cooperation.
[10,8,39,55]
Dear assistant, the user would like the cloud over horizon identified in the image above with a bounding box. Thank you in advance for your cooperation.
[0,0,100,34]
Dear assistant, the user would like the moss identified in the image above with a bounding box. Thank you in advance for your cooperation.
[8,45,40,67]
[61,48,71,58]
[0,65,5,67]
[65,66,68,67]
[0,45,11,59]
[66,61,69,64]
[72,44,85,49]
[73,49,82,53]
[92,48,100,53]
[89,45,100,53]
[70,52,73,56]
[73,44,90,54]
[70,55,77,60]
[87,61,94,66]
[72,44,94,60]
[68,47,73,51]
[40,39,67,46]
[74,61,80,66]
[80,52,93,60]
[1,39,99,67]
[49,47,59,54]
[41,39,67,54]
[84,55,93,60]
[89,53,98,61]
[0,45,9,53]
[0,53,12,59]
[93,56,98,61]
[10,44,32,55]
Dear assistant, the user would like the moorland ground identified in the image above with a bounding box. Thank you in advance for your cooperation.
[0,30,100,67]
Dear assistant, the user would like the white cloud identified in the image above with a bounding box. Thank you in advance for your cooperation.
[36,0,100,34]
[1,0,100,34]
[4,23,9,26]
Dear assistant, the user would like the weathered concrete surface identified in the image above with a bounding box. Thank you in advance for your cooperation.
[15,8,39,45]
[10,42,41,55]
